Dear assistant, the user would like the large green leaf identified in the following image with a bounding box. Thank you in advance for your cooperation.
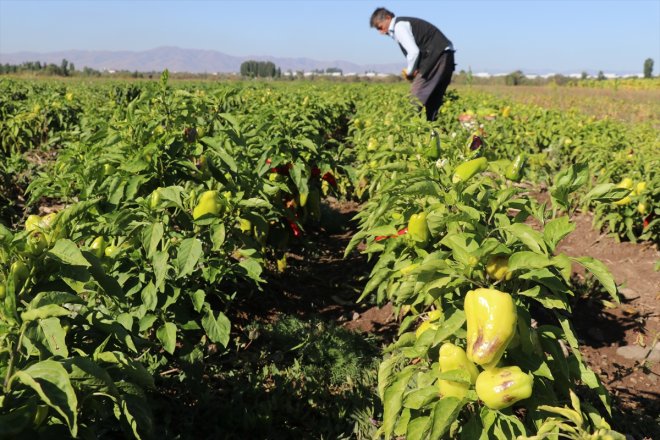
[38,317,69,357]
[403,385,440,410]
[156,322,177,354]
[504,223,548,255]
[543,216,575,252]
[508,251,552,272]
[141,222,163,259]
[152,251,169,291]
[429,397,464,439]
[382,365,415,438]
[201,308,230,347]
[175,238,202,278]
[570,256,618,301]
[48,239,91,267]
[10,360,78,437]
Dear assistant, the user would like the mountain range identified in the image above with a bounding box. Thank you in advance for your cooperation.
[0,46,403,75]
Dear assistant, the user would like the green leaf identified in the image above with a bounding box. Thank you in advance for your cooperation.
[290,163,309,201]
[570,256,618,301]
[406,415,431,440]
[508,251,551,272]
[152,251,169,291]
[48,239,91,267]
[156,322,177,354]
[20,304,69,322]
[211,224,226,250]
[437,369,471,384]
[518,285,569,310]
[175,238,202,278]
[551,253,573,283]
[61,356,118,395]
[433,309,466,346]
[583,183,631,203]
[239,198,272,209]
[543,216,575,252]
[201,308,231,347]
[141,282,158,311]
[39,317,68,357]
[141,222,163,259]
[382,365,415,438]
[367,225,399,238]
[138,314,157,333]
[214,144,238,172]
[378,354,402,400]
[403,386,440,410]
[190,289,205,313]
[238,258,264,282]
[505,224,548,255]
[10,360,78,437]
[158,186,184,209]
[429,397,464,439]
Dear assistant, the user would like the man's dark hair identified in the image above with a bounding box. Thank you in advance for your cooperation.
[370,7,394,28]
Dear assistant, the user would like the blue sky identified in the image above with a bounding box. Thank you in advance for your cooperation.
[1,0,659,74]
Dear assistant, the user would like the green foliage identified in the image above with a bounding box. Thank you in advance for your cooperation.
[240,60,281,78]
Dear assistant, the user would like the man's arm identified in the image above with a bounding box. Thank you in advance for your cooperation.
[394,20,419,77]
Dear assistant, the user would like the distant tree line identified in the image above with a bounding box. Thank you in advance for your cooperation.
[0,59,103,77]
[240,60,281,78]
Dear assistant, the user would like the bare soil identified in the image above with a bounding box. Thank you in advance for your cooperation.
[263,198,659,439]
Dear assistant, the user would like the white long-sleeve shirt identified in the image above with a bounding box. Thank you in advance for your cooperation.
[388,19,419,74]
[388,18,454,74]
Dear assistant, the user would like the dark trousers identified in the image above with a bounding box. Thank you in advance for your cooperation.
[410,50,455,121]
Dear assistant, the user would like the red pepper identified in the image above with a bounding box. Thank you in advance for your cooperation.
[469,135,483,151]
[288,219,301,237]
[322,172,337,188]
[375,228,407,242]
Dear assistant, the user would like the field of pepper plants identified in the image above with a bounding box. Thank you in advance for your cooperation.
[0,74,658,439]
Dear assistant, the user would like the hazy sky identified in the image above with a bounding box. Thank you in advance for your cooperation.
[1,0,659,73]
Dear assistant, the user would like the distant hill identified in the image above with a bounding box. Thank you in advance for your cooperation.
[0,46,402,74]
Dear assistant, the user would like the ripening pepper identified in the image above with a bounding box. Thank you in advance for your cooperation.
[104,245,122,259]
[617,177,634,190]
[193,190,222,220]
[407,213,429,245]
[467,134,484,152]
[504,154,526,182]
[637,202,649,215]
[26,231,47,255]
[25,214,42,232]
[149,188,162,210]
[452,157,488,184]
[276,254,287,273]
[238,218,252,233]
[438,342,479,399]
[423,130,441,160]
[613,195,632,206]
[485,255,512,281]
[415,320,438,338]
[10,260,29,289]
[635,181,646,195]
[475,365,533,410]
[465,288,517,368]
[90,237,106,258]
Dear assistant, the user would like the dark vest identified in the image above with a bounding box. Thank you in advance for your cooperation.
[395,16,452,77]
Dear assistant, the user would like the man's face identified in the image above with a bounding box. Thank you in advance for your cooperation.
[374,16,392,35]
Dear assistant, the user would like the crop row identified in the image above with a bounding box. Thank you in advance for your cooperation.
[0,76,656,438]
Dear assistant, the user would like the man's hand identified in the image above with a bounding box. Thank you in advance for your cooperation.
[401,69,417,81]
